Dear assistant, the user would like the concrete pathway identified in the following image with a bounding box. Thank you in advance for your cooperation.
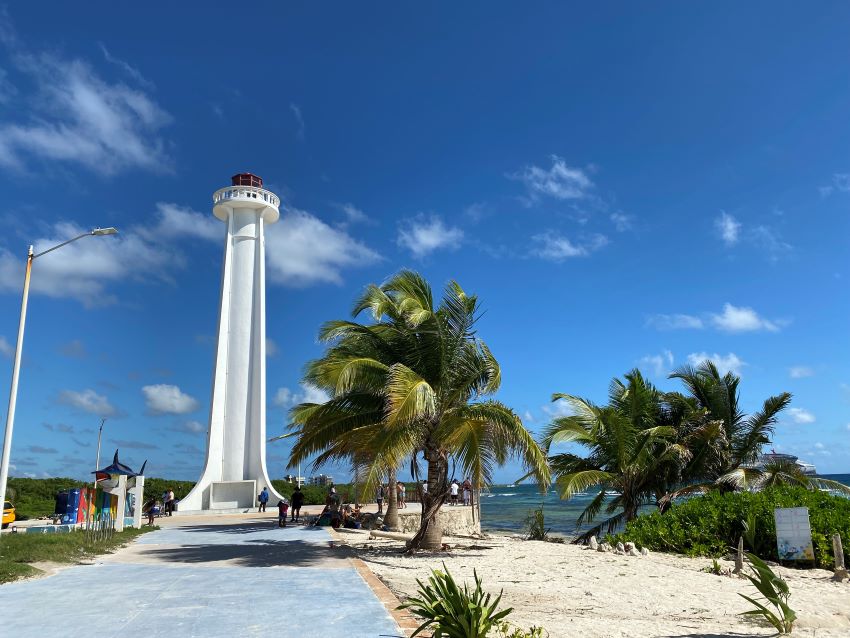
[0,515,404,638]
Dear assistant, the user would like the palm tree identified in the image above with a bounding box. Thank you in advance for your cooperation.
[288,271,550,550]
[544,370,689,539]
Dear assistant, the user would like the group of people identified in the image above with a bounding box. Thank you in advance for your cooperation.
[375,481,410,513]
[373,478,474,512]
[449,478,473,506]
[257,485,306,527]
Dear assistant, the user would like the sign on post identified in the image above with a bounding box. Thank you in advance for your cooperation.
[774,507,815,561]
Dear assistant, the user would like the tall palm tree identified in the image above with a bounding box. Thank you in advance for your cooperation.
[288,271,550,550]
[544,370,689,539]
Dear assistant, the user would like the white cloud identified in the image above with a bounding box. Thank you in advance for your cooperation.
[397,215,464,258]
[530,231,608,261]
[266,338,279,357]
[0,45,172,174]
[273,383,330,408]
[686,352,745,376]
[337,203,369,224]
[290,102,305,141]
[610,212,633,232]
[0,335,12,357]
[646,314,704,330]
[789,366,814,379]
[510,155,594,203]
[821,173,850,197]
[266,208,380,285]
[183,420,205,434]
[143,202,221,242]
[751,226,792,261]
[523,410,534,423]
[98,42,153,89]
[0,221,176,307]
[710,303,781,333]
[715,212,741,246]
[639,350,674,377]
[58,388,117,417]
[788,407,815,424]
[142,384,199,415]
[542,399,574,418]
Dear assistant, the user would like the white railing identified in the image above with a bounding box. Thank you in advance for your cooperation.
[213,186,280,208]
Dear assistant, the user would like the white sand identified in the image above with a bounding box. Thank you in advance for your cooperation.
[340,530,850,637]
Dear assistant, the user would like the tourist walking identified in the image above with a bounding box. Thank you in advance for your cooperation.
[397,481,406,509]
[258,486,269,512]
[277,498,289,527]
[450,479,459,505]
[376,483,384,514]
[462,478,472,506]
[165,488,175,516]
[290,485,304,522]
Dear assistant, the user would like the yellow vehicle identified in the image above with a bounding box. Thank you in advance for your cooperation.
[2,500,14,528]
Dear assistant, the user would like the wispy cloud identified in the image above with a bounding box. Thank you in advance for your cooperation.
[336,203,369,225]
[509,155,594,204]
[273,384,330,409]
[530,231,608,261]
[142,384,199,416]
[0,23,172,174]
[646,314,704,330]
[710,303,782,333]
[24,445,57,454]
[0,335,12,357]
[818,173,850,198]
[141,202,221,243]
[110,439,158,450]
[639,350,674,377]
[715,212,741,246]
[97,42,154,89]
[57,388,118,417]
[687,352,745,376]
[59,339,86,359]
[290,102,305,141]
[648,304,784,333]
[610,212,633,232]
[789,366,814,379]
[788,407,815,424]
[397,215,464,258]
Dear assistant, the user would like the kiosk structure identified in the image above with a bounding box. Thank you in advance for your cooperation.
[179,174,284,512]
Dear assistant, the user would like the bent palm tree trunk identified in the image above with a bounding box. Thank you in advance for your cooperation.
[408,443,449,550]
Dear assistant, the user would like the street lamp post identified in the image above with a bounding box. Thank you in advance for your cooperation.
[0,227,118,512]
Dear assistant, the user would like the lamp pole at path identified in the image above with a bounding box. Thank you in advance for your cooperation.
[0,227,118,511]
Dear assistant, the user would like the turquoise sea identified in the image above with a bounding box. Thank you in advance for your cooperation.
[479,474,850,539]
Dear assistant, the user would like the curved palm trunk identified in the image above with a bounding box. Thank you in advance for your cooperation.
[383,467,400,531]
[408,443,449,551]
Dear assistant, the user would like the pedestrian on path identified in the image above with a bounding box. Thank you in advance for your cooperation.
[462,478,472,506]
[258,486,269,512]
[290,485,304,522]
[376,483,384,514]
[277,499,289,527]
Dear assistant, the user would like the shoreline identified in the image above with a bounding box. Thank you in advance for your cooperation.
[339,528,850,638]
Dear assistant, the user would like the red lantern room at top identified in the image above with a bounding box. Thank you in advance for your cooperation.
[231,173,263,188]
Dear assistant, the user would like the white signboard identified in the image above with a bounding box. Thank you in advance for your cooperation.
[774,507,815,561]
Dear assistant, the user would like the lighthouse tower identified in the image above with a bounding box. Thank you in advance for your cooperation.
[179,173,284,511]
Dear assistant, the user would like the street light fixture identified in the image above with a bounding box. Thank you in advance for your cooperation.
[0,227,119,514]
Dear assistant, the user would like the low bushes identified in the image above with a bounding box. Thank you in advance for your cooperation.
[609,486,850,569]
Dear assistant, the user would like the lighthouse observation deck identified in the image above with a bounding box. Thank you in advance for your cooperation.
[212,172,280,223]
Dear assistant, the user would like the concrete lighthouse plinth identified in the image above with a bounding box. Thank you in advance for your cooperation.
[179,173,284,512]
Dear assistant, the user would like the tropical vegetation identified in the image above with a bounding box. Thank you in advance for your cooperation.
[609,486,850,569]
[544,361,849,541]
[740,552,796,634]
[286,270,550,550]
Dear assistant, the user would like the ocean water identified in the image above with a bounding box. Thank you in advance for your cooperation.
[479,474,850,539]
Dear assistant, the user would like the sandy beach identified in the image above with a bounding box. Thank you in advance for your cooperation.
[339,528,850,638]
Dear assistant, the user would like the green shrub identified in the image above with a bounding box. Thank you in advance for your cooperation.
[524,507,549,541]
[740,552,796,634]
[609,486,850,569]
[400,564,514,638]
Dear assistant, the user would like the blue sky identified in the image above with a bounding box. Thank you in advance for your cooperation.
[0,3,848,484]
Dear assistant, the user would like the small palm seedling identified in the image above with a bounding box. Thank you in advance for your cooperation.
[524,506,549,541]
[400,563,514,638]
[739,553,796,634]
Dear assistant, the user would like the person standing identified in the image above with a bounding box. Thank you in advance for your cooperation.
[420,480,428,511]
[450,480,459,505]
[277,498,289,527]
[462,478,472,506]
[258,486,269,512]
[376,483,384,514]
[290,485,305,522]
[397,481,406,509]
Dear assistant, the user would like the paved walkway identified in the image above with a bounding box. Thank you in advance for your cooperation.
[0,515,403,638]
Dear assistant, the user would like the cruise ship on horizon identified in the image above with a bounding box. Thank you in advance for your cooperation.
[750,450,817,475]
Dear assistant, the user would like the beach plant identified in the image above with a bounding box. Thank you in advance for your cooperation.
[739,552,796,634]
[287,270,550,550]
[524,506,549,541]
[400,564,513,638]
[494,622,547,638]
[742,510,758,551]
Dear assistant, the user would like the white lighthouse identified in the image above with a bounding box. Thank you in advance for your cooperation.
[179,173,284,511]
